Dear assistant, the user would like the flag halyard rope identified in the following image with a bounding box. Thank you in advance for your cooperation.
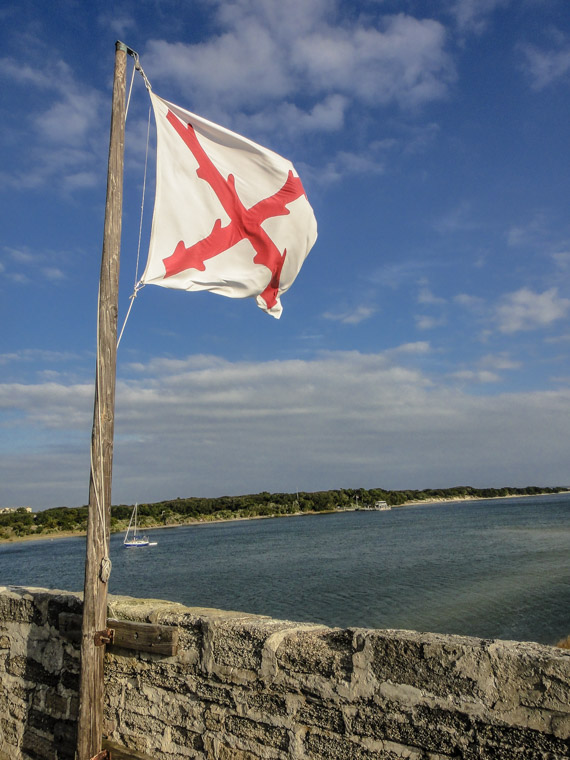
[117,49,152,350]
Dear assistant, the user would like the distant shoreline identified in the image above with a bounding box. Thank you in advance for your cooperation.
[402,492,554,506]
[0,490,565,546]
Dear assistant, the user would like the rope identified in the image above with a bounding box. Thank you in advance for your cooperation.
[125,56,137,121]
[131,48,152,92]
[90,282,111,581]
[116,97,152,349]
[117,283,143,348]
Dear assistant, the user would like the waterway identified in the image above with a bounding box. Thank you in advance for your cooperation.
[1,493,568,645]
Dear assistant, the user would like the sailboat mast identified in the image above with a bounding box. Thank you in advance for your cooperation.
[77,41,128,760]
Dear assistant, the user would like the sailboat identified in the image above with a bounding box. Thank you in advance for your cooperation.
[123,504,157,547]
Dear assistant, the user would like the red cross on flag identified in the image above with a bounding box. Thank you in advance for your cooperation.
[141,92,317,318]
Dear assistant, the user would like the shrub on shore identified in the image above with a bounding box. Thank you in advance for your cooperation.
[1,485,568,541]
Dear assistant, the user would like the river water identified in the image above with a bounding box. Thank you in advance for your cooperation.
[1,493,568,645]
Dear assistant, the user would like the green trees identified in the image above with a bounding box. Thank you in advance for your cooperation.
[1,484,568,541]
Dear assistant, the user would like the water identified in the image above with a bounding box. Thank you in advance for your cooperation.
[1,493,569,645]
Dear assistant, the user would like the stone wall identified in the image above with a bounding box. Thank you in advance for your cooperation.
[0,586,569,760]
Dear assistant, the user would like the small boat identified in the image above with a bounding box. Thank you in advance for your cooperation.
[123,504,157,547]
[356,501,391,511]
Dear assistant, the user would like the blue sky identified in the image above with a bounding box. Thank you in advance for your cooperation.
[1,0,569,510]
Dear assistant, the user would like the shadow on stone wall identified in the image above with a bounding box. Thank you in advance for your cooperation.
[0,587,81,760]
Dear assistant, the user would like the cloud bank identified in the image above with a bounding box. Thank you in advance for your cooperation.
[1,349,568,510]
[143,0,455,134]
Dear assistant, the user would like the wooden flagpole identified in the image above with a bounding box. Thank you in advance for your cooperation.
[77,41,128,760]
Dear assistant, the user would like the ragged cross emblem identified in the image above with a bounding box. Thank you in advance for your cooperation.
[163,110,308,310]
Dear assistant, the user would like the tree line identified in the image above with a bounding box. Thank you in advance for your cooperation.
[0,485,567,540]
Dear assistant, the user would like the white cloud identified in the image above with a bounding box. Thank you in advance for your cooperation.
[144,32,293,112]
[322,305,376,325]
[7,247,35,264]
[98,12,137,37]
[545,332,570,344]
[0,57,54,89]
[0,55,106,191]
[314,146,386,184]
[416,315,446,330]
[42,267,66,282]
[143,3,454,134]
[507,213,548,248]
[371,259,429,289]
[2,246,70,287]
[450,0,511,34]
[520,41,570,90]
[496,287,570,333]
[454,293,485,310]
[479,353,521,371]
[0,381,93,429]
[237,94,348,138]
[434,202,479,234]
[292,14,453,108]
[61,171,99,192]
[2,350,570,509]
[390,341,432,355]
[418,286,445,305]
[552,252,570,270]
[451,369,500,383]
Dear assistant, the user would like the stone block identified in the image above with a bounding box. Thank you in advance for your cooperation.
[203,616,294,674]
[0,589,43,625]
[203,704,226,732]
[1,716,21,746]
[471,719,570,758]
[193,679,236,708]
[304,729,382,759]
[28,707,57,735]
[7,655,60,688]
[203,734,264,760]
[488,641,570,713]
[352,703,468,755]
[21,729,54,760]
[277,629,354,682]
[364,630,494,703]
[297,698,345,733]
[225,715,289,751]
[237,688,288,719]
[47,592,82,629]
[168,725,205,752]
[123,708,169,736]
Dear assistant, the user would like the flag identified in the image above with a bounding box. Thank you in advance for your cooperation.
[141,92,317,318]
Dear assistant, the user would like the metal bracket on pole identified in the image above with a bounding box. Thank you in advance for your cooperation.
[116,40,138,61]
[94,628,115,647]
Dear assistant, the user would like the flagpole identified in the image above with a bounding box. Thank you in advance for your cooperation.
[77,41,128,760]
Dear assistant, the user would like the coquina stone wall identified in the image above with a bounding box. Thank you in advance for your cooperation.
[0,585,569,760]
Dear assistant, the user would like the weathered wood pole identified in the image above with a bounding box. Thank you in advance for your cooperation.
[77,41,127,760]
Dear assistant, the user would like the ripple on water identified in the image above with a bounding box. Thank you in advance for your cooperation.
[1,494,568,644]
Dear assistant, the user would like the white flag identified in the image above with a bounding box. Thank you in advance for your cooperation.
[141,92,317,318]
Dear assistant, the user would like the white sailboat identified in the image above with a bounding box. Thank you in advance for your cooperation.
[123,504,157,547]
